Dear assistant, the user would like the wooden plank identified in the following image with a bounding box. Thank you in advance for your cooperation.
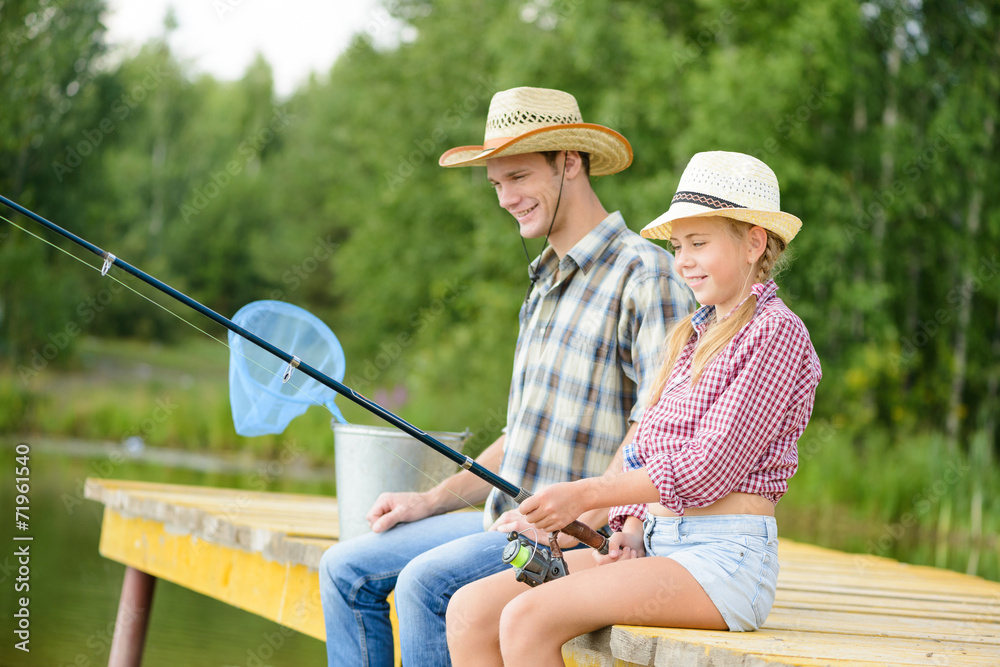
[85,478,340,568]
[779,575,1000,599]
[776,582,1000,610]
[773,589,1000,621]
[764,608,1000,643]
[612,625,1000,666]
[87,478,1000,666]
[97,508,326,640]
[88,478,406,664]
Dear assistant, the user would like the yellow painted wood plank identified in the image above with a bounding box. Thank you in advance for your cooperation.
[286,537,338,548]
[86,478,340,570]
[98,507,326,640]
[778,562,1000,593]
[88,485,340,527]
[561,644,640,667]
[95,497,403,664]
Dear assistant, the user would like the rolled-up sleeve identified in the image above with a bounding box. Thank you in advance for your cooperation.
[608,439,648,530]
[647,317,815,513]
[610,312,819,530]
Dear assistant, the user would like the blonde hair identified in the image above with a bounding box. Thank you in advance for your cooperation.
[647,219,787,402]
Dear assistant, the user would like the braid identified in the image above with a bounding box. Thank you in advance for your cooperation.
[756,232,785,284]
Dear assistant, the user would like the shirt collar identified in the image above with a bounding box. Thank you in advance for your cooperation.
[528,211,628,281]
[691,279,779,336]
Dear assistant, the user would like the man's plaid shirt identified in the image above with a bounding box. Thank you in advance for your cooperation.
[485,212,695,525]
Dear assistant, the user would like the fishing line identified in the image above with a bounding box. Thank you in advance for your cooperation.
[2,212,229,348]
[2,209,479,512]
[0,195,607,551]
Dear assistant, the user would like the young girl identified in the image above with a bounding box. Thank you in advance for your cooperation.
[446,151,822,666]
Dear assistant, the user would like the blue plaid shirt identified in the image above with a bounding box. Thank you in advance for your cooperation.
[485,212,695,525]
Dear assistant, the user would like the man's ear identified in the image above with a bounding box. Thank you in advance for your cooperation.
[563,150,585,179]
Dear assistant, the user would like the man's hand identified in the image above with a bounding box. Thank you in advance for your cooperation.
[487,509,577,548]
[366,491,435,533]
[491,507,610,549]
[488,509,535,535]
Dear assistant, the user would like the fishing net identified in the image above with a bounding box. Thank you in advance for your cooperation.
[228,300,347,436]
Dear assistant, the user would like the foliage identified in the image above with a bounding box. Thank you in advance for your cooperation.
[1,0,998,463]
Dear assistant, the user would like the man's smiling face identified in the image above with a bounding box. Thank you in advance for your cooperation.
[487,152,565,239]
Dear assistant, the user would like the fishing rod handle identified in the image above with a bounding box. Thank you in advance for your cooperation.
[562,520,609,554]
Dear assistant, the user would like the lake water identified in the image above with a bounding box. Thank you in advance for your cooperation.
[0,438,995,667]
[0,441,333,667]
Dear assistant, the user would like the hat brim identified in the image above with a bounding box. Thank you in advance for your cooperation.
[438,123,632,177]
[640,202,802,245]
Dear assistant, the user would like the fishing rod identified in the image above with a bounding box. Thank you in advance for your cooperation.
[0,194,608,561]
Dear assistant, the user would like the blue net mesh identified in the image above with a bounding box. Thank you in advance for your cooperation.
[228,300,347,436]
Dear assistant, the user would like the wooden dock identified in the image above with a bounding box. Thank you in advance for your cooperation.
[564,540,1000,665]
[85,478,1000,666]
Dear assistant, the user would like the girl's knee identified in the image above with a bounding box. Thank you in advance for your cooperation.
[498,593,542,656]
[447,583,493,647]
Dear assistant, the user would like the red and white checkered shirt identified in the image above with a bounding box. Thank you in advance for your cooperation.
[609,280,822,530]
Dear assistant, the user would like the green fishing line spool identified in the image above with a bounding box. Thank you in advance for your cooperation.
[502,531,568,587]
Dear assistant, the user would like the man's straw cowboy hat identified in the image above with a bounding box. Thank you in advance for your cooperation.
[439,87,632,176]
[641,151,802,245]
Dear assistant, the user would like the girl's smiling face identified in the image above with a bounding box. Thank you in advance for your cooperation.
[670,217,763,319]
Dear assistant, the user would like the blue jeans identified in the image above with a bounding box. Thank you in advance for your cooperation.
[319,511,510,666]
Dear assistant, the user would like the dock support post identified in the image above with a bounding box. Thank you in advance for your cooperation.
[108,566,157,667]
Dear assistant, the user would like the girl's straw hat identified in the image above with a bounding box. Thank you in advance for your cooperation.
[641,151,802,245]
[438,87,632,176]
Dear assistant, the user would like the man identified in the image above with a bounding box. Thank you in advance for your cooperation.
[320,86,694,666]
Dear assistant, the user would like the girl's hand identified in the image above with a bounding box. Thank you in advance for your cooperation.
[518,481,587,533]
[593,529,645,565]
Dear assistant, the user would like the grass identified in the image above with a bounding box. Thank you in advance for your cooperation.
[779,418,999,581]
[2,335,375,461]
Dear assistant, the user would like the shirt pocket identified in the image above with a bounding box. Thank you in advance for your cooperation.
[566,326,615,379]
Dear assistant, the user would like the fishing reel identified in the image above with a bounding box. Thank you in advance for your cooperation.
[501,531,568,587]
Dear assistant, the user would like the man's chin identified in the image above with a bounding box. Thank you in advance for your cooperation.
[515,220,547,239]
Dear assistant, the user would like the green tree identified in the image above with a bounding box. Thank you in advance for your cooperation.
[0,0,111,363]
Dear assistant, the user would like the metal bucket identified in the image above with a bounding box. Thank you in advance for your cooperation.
[332,421,470,541]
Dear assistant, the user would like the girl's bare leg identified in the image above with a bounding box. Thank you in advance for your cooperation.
[447,549,598,666]
[499,556,726,666]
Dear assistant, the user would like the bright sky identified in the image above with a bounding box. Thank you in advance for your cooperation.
[103,0,398,97]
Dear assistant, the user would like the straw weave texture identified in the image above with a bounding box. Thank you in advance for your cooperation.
[641,152,802,244]
[439,87,632,176]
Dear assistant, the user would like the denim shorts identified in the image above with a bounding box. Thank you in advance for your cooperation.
[642,514,780,632]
